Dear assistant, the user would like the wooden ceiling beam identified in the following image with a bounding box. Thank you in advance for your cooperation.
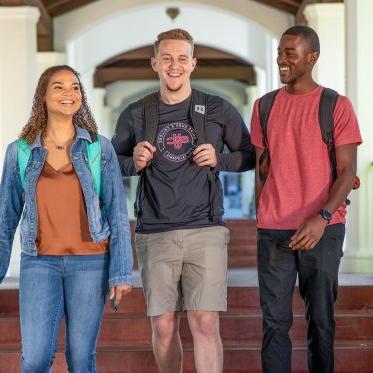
[101,45,249,67]
[43,0,97,17]
[94,65,256,87]
[249,0,301,14]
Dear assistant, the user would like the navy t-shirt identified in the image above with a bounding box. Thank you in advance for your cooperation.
[139,95,213,232]
[112,91,255,234]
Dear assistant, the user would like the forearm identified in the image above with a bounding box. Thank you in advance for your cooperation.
[103,147,134,287]
[117,154,138,176]
[254,147,265,210]
[323,144,357,214]
[0,143,24,282]
[0,231,17,283]
[323,168,356,214]
[255,166,264,211]
[216,147,255,172]
[112,105,139,177]
[107,207,134,287]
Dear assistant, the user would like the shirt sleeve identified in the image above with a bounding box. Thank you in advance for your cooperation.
[249,99,264,149]
[215,98,255,172]
[111,106,138,176]
[333,95,363,147]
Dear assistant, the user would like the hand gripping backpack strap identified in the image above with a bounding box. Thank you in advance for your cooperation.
[189,89,216,221]
[85,132,102,198]
[134,92,159,218]
[258,89,280,183]
[318,87,339,182]
[17,138,32,189]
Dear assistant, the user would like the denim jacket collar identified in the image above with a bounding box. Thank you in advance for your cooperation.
[30,126,92,150]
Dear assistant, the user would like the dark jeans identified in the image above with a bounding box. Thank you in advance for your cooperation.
[257,224,345,373]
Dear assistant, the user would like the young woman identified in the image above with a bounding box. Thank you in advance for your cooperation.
[0,65,134,372]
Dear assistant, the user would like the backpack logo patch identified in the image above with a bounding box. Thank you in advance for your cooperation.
[194,105,205,115]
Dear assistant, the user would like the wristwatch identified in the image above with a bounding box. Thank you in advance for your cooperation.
[319,209,332,223]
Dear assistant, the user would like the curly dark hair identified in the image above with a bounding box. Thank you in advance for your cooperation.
[19,65,98,144]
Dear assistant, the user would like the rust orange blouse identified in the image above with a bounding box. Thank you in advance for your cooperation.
[36,161,108,255]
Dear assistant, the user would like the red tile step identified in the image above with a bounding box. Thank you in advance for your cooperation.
[1,312,373,347]
[1,285,373,372]
[2,286,373,316]
[1,342,373,373]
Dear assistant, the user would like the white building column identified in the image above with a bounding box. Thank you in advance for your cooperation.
[37,52,66,79]
[92,87,111,138]
[342,0,373,272]
[304,3,345,94]
[0,6,40,278]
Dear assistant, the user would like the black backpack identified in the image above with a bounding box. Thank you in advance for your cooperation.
[258,87,358,204]
[134,89,219,221]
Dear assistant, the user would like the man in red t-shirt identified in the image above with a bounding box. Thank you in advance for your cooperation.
[250,26,362,373]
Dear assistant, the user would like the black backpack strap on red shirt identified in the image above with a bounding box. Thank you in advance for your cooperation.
[258,89,280,182]
[319,87,339,182]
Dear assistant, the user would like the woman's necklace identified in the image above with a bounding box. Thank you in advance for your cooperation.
[45,131,75,151]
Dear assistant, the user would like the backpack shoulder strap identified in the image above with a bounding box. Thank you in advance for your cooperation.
[319,87,339,142]
[319,87,339,181]
[85,135,102,197]
[143,92,159,144]
[189,89,208,145]
[17,138,31,189]
[134,92,158,218]
[189,89,218,221]
[257,89,280,182]
[258,89,280,147]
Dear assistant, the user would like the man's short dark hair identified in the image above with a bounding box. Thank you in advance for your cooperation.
[282,25,320,53]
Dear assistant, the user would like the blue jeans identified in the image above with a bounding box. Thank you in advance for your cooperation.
[19,253,109,373]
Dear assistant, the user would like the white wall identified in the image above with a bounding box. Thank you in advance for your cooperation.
[61,4,272,72]
[54,0,293,51]
[304,3,345,94]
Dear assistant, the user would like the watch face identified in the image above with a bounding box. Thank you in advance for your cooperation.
[321,209,332,220]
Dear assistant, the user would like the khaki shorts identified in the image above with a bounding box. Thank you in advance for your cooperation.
[135,226,230,316]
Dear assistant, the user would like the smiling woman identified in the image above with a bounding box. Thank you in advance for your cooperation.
[0,65,134,372]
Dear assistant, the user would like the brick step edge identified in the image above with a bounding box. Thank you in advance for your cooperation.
[2,310,373,320]
[1,340,373,352]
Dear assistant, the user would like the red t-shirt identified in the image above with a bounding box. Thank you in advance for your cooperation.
[250,85,362,229]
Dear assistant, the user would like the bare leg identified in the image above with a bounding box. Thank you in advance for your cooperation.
[151,311,183,373]
[187,311,223,373]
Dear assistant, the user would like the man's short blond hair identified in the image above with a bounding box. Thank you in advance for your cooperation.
[154,29,194,55]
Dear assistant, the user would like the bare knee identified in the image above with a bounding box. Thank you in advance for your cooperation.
[188,311,220,339]
[151,312,180,342]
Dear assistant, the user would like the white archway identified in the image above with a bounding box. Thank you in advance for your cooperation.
[54,2,289,93]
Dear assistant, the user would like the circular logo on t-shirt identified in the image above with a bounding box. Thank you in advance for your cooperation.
[157,122,198,163]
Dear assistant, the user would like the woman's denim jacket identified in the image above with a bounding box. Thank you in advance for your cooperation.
[0,126,134,288]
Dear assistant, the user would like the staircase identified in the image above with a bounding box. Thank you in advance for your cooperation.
[0,285,373,372]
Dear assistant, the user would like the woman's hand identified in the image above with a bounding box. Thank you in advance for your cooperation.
[109,284,133,309]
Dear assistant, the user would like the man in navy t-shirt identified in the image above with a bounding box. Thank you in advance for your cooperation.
[113,28,255,373]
